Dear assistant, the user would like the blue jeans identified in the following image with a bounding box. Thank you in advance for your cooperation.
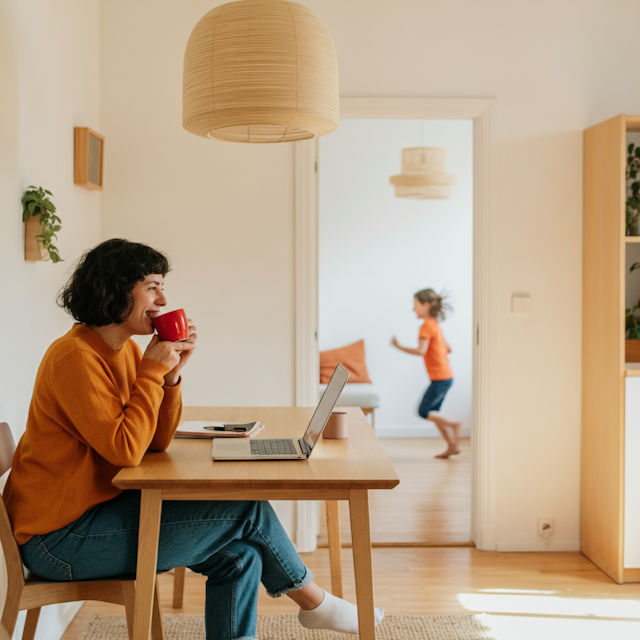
[418,378,454,419]
[20,491,313,640]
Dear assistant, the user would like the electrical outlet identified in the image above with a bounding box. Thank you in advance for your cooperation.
[537,517,554,539]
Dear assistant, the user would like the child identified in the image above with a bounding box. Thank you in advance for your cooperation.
[391,288,462,458]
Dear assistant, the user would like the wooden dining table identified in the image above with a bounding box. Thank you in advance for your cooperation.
[112,405,399,640]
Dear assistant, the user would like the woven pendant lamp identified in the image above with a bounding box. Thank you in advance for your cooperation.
[389,147,457,199]
[183,0,339,143]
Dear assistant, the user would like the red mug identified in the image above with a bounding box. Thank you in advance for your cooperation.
[153,309,189,342]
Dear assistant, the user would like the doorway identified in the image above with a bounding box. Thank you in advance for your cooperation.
[318,117,473,544]
[293,97,496,551]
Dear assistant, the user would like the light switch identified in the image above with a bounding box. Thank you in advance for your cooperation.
[512,294,531,315]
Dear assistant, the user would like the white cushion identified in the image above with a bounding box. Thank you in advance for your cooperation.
[320,383,380,408]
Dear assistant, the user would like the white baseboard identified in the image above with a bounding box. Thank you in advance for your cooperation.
[376,424,474,438]
[474,527,497,551]
[496,539,581,552]
[375,424,440,438]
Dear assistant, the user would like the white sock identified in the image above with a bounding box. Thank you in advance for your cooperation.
[298,589,384,634]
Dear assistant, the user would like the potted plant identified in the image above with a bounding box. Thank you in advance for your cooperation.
[626,262,640,361]
[626,143,640,236]
[22,186,63,262]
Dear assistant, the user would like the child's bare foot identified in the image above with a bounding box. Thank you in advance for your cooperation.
[435,446,460,459]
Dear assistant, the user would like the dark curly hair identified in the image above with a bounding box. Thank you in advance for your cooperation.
[57,239,170,326]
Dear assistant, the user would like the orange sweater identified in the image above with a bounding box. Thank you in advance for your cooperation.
[4,324,182,545]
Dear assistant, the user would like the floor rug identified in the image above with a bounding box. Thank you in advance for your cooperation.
[78,613,496,639]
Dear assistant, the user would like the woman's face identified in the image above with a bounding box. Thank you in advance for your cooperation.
[413,297,432,320]
[122,274,168,335]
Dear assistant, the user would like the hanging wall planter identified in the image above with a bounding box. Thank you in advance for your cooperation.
[22,186,63,263]
[24,214,48,261]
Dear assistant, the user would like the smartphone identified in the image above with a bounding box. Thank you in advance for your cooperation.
[204,422,255,432]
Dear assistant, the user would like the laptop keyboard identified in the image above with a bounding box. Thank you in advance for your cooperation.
[250,439,297,456]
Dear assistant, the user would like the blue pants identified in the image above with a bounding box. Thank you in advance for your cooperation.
[20,491,312,640]
[418,378,454,419]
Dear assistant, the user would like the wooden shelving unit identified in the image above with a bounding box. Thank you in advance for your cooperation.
[583,114,640,584]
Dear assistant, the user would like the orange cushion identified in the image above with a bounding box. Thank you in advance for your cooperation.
[319,340,372,384]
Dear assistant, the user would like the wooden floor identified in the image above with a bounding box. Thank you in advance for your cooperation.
[60,437,640,639]
[317,437,471,546]
[63,549,640,639]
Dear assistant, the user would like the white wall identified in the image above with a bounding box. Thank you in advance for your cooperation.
[0,0,102,637]
[100,1,296,408]
[97,0,640,554]
[318,118,473,437]
[99,0,300,546]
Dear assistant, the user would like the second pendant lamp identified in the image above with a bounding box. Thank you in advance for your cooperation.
[390,147,457,199]
[183,0,339,144]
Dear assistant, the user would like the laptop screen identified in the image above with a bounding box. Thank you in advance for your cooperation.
[301,364,350,451]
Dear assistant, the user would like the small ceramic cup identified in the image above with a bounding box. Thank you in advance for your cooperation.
[153,309,189,342]
[323,411,348,439]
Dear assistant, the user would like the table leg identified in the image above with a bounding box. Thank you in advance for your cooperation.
[325,500,343,598]
[133,489,162,640]
[348,489,375,640]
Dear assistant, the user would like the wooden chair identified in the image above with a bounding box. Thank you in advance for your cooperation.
[172,567,186,608]
[0,422,165,640]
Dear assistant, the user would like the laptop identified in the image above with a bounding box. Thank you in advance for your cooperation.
[211,364,349,460]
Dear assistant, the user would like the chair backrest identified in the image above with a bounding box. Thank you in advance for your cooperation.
[0,422,15,479]
[0,423,26,589]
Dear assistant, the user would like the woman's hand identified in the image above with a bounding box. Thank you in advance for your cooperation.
[391,336,400,349]
[163,319,197,386]
[144,320,197,386]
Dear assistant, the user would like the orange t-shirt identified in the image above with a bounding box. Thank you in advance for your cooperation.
[3,324,183,545]
[419,318,453,381]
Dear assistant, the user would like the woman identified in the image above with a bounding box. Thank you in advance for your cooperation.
[4,239,382,639]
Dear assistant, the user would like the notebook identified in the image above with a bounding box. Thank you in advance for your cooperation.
[211,364,349,460]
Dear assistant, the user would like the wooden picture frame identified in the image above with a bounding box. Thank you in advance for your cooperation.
[74,127,104,190]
